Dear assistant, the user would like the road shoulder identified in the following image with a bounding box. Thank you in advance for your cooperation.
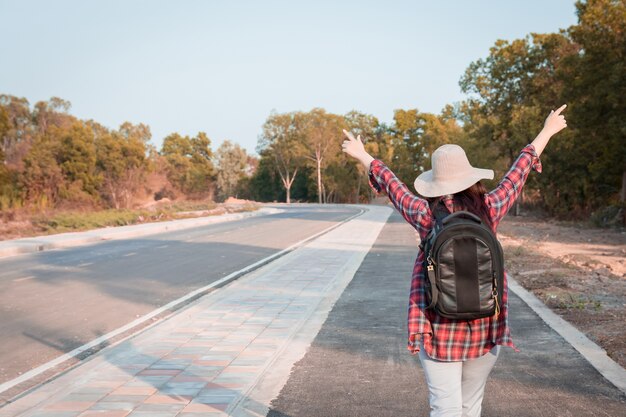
[0,207,283,259]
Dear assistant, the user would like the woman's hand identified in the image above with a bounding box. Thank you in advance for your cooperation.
[342,129,374,168]
[532,104,568,157]
[542,104,568,137]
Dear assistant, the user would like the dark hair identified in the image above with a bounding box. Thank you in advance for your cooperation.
[428,181,493,229]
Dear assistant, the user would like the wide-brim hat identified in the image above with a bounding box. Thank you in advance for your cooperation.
[414,144,494,197]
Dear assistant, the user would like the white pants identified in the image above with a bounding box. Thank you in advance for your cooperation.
[418,345,500,417]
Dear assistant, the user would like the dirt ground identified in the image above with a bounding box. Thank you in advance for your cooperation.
[497,215,626,369]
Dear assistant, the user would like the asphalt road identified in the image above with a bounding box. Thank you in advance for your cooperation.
[0,205,360,387]
[267,211,626,417]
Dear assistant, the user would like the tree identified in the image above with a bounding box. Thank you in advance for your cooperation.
[297,108,345,204]
[0,108,10,206]
[323,156,361,203]
[383,109,461,190]
[161,132,215,198]
[258,112,304,203]
[215,140,248,201]
[0,146,21,211]
[0,95,33,168]
[459,32,578,214]
[460,37,541,166]
[19,133,64,208]
[343,111,381,203]
[0,106,9,151]
[567,0,626,215]
[390,109,424,184]
[33,97,72,136]
[54,121,100,204]
[94,122,150,209]
[244,153,284,202]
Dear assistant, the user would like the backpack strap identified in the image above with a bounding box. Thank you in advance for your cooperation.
[432,201,449,230]
[442,211,483,225]
[422,200,448,309]
[419,203,444,251]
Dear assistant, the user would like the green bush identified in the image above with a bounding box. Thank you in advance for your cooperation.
[590,204,625,228]
[33,210,144,233]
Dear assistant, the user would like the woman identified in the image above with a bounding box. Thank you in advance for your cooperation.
[341,105,567,417]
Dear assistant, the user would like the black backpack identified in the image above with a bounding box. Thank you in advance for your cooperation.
[420,205,504,320]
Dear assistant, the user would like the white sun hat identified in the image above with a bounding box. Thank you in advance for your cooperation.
[414,144,494,197]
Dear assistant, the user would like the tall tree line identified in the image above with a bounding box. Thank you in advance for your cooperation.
[1,0,622,224]
[249,107,462,205]
[250,0,625,225]
[0,96,251,211]
[457,0,624,222]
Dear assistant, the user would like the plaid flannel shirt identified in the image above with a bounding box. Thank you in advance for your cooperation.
[368,144,542,361]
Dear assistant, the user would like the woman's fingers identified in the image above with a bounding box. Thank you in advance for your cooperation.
[342,129,356,141]
[544,105,568,135]
[342,131,366,160]
[342,129,365,144]
[554,104,567,116]
[341,138,353,154]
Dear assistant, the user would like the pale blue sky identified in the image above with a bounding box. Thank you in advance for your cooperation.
[0,0,578,154]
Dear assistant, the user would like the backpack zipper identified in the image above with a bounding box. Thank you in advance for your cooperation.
[426,254,436,271]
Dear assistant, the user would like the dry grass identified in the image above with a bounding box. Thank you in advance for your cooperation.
[0,200,260,241]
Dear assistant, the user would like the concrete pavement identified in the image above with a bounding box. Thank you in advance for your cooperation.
[1,207,625,416]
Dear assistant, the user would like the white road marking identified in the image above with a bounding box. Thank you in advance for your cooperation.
[13,276,35,282]
[184,233,216,243]
[156,244,169,249]
[123,252,137,257]
[77,262,93,267]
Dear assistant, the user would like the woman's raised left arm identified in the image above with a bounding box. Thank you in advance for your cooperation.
[531,104,568,157]
[486,105,568,224]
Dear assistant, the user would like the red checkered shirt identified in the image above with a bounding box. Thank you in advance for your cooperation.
[368,144,542,361]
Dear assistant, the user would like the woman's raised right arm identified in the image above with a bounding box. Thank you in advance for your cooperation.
[342,130,431,231]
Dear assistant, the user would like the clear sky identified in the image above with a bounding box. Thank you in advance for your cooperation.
[0,0,578,155]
